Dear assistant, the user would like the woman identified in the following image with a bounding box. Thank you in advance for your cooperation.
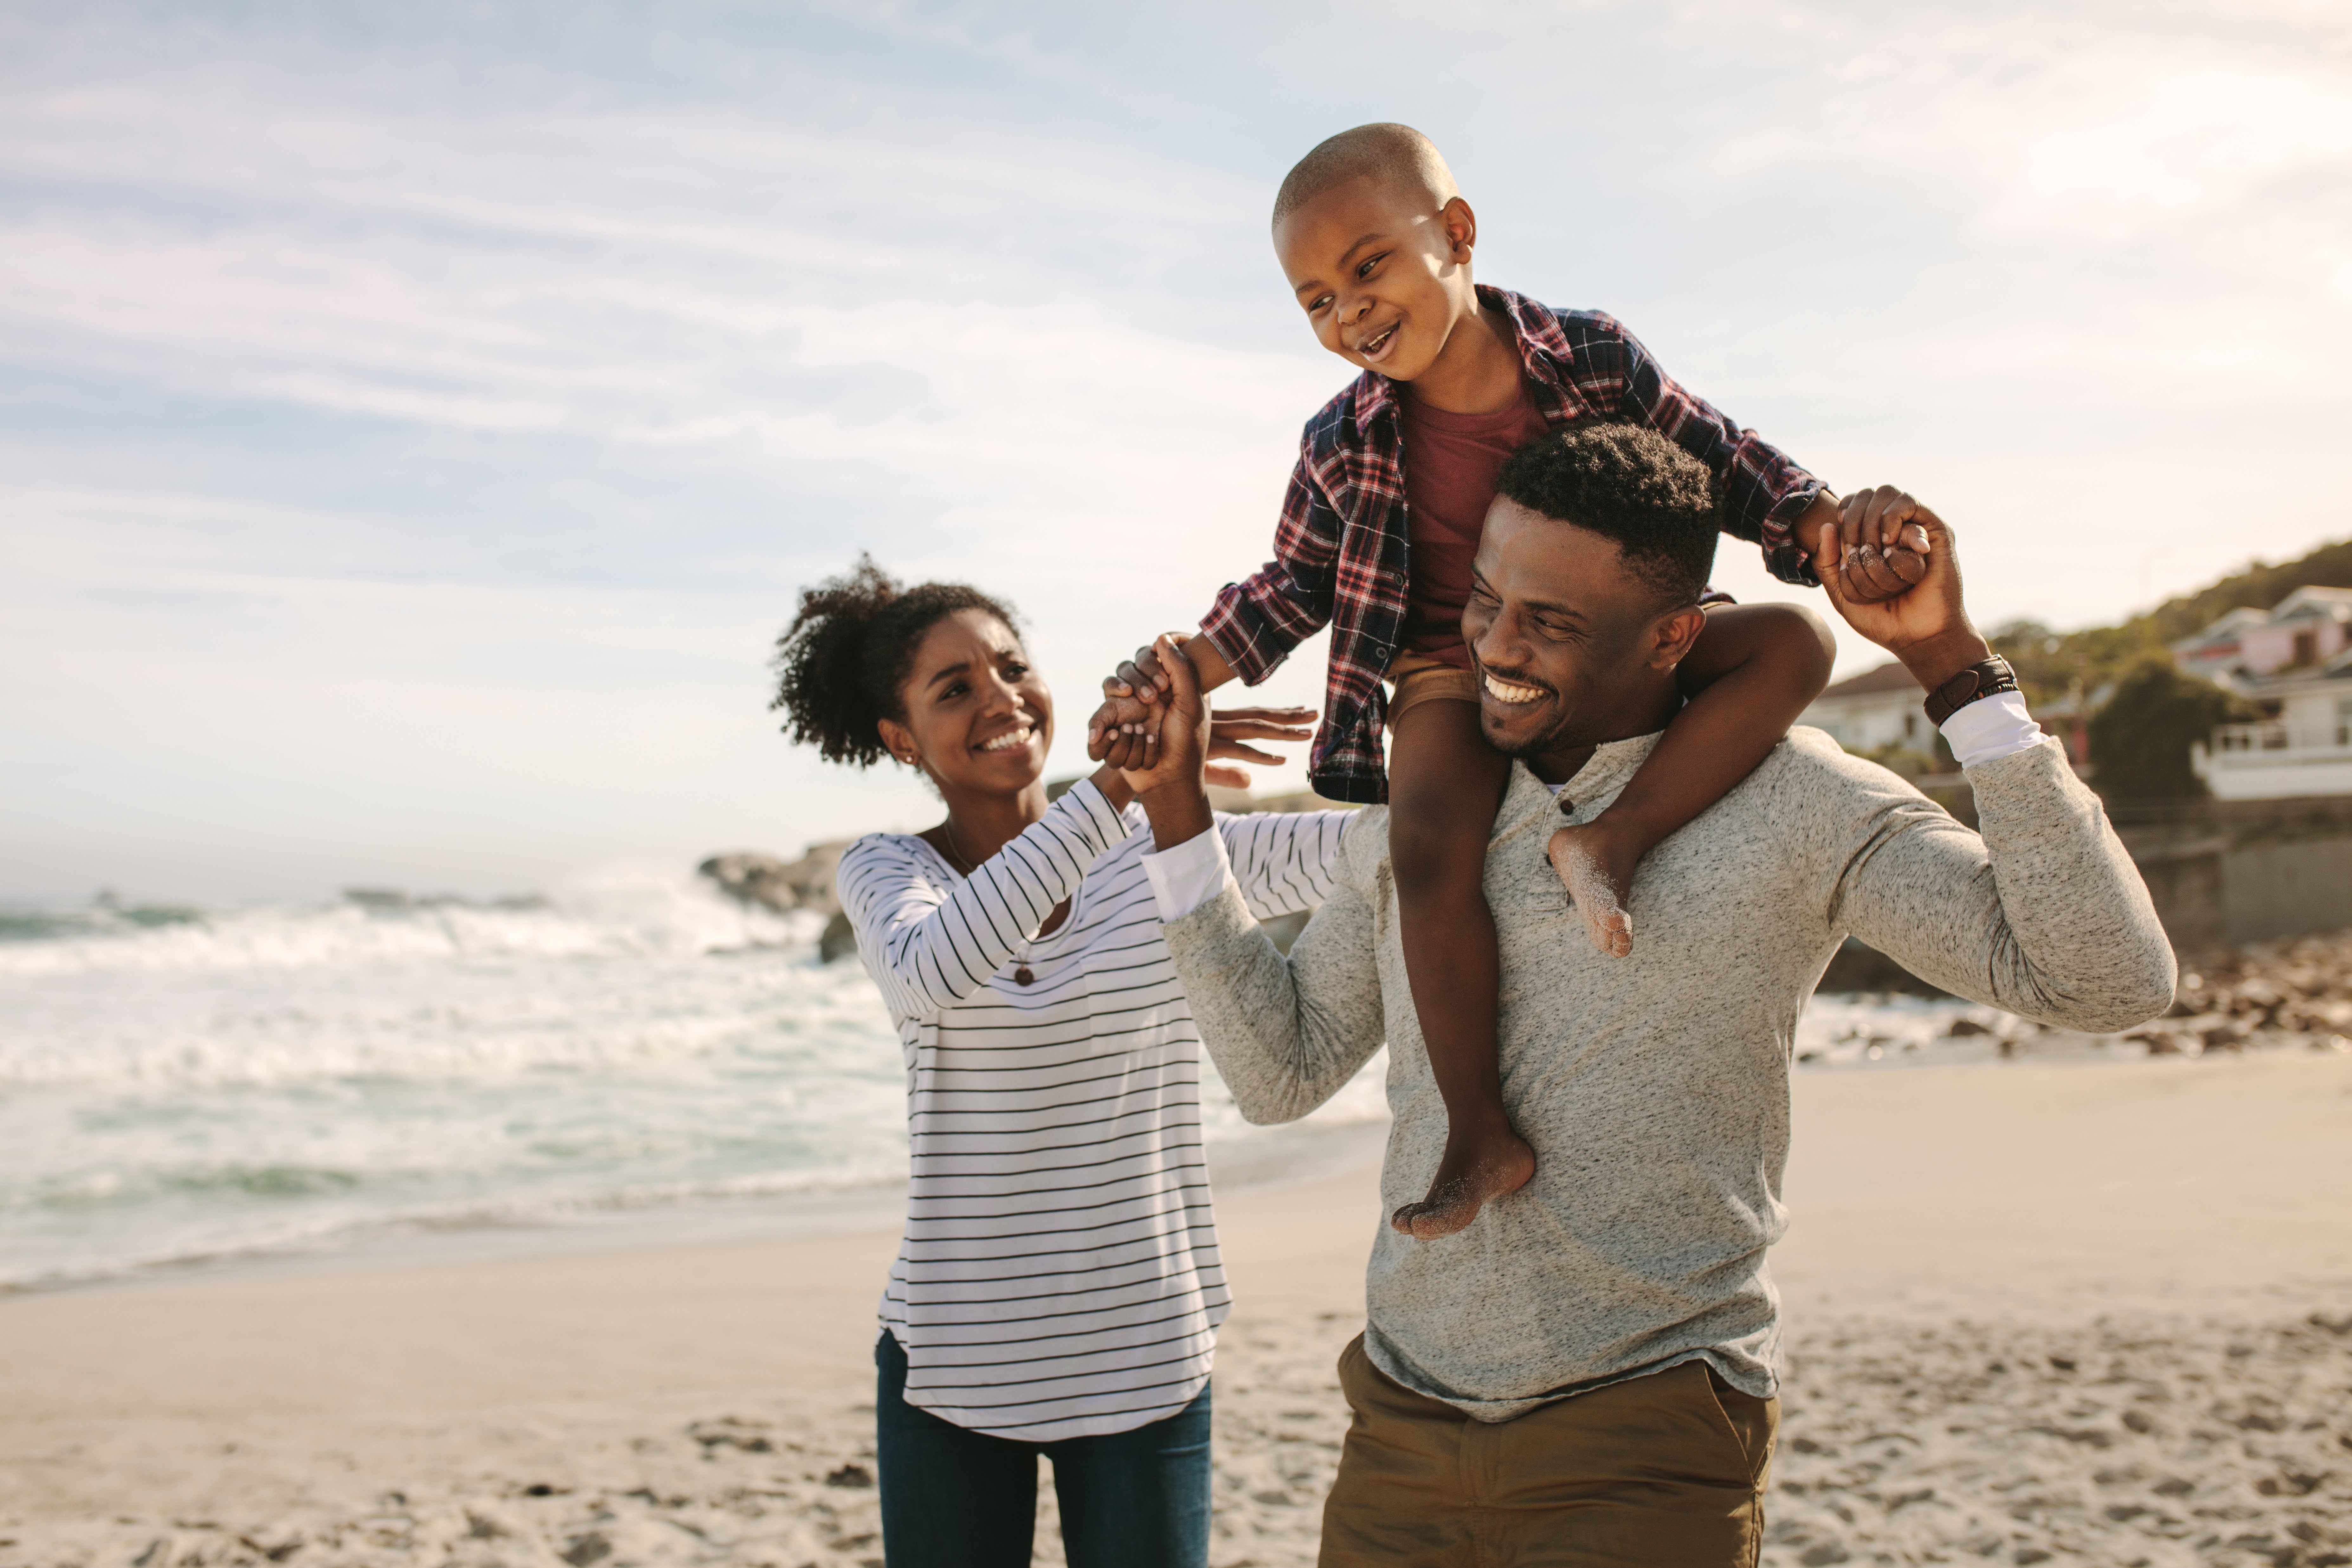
[770,559,1353,1568]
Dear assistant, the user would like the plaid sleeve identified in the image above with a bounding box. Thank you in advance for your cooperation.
[1198,448,1344,685]
[1590,318,1827,588]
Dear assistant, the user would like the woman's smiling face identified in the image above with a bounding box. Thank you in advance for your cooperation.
[889,608,1051,796]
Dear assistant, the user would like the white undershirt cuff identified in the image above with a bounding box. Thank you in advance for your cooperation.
[1942,690,2043,768]
[1144,827,1233,922]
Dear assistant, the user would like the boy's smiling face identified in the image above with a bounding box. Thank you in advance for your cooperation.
[1274,174,1482,384]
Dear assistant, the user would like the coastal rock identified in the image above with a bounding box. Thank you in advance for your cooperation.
[696,843,851,918]
[819,913,857,965]
[2125,927,2352,1057]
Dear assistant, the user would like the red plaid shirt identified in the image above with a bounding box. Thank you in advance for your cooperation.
[1198,287,1826,803]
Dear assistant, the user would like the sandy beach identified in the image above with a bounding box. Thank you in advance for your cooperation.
[5,1050,2349,1568]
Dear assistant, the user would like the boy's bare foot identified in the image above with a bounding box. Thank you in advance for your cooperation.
[1390,1117,1536,1239]
[1547,821,1637,958]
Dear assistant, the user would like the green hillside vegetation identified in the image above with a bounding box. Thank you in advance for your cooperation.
[2084,662,2262,802]
[1989,534,2352,707]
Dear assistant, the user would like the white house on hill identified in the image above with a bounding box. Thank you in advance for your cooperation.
[2179,585,2352,800]
[1799,661,1927,753]
[2194,653,2352,800]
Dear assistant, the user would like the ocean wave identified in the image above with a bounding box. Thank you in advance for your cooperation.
[0,876,815,978]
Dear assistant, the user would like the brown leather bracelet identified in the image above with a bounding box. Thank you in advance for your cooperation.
[1922,656,2020,727]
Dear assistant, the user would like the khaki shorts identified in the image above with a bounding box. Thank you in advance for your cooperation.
[1386,648,1480,731]
[1319,1335,1777,1567]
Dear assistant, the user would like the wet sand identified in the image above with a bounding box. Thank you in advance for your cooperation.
[3,1051,2348,1568]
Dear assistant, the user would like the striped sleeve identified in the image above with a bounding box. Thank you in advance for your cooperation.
[836,780,1132,1020]
[1216,809,1353,920]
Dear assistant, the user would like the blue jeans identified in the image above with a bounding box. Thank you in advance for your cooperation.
[874,1332,1211,1568]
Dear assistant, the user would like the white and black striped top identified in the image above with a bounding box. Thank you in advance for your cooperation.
[836,780,1351,1442]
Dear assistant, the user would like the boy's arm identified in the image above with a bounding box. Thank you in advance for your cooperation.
[1197,455,1346,681]
[1548,602,1834,956]
[1579,313,1826,586]
[1598,318,1923,604]
[1086,446,1346,751]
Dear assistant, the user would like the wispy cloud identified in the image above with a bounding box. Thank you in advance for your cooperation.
[4,0,2347,895]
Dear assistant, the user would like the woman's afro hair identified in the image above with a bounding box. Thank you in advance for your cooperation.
[769,555,1021,768]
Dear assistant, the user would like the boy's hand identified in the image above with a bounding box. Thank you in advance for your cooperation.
[1814,490,1992,690]
[1806,490,1930,604]
[1106,639,1178,706]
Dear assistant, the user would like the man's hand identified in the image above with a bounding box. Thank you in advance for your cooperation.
[1814,488,1991,690]
[1804,489,1929,605]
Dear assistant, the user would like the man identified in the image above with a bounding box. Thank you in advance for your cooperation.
[1116,423,2176,1566]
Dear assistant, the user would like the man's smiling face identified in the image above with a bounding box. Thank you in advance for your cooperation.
[1273,174,1478,383]
[1461,496,1706,769]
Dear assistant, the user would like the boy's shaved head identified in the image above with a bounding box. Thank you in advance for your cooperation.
[1273,123,1459,227]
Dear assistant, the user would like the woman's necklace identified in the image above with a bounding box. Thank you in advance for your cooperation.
[941,817,1034,986]
[940,817,978,877]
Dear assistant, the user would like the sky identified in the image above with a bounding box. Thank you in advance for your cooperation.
[4,0,2349,900]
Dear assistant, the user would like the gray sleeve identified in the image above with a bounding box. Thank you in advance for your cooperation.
[1798,736,2176,1031]
[1160,861,1388,1126]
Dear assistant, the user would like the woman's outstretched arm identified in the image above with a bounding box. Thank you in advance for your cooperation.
[835,779,1133,1021]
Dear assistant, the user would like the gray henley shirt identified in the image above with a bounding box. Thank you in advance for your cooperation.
[1161,728,2175,1421]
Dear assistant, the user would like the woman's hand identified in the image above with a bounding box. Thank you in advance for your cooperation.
[1204,706,1315,791]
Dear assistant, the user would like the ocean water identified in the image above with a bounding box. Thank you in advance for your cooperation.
[0,872,2035,1293]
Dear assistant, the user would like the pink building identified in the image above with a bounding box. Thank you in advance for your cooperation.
[2174,587,2352,684]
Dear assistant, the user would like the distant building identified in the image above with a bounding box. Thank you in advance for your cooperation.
[1803,660,2093,770]
[2172,587,2352,684]
[1799,661,1928,754]
[2194,654,2352,800]
[2181,585,2352,800]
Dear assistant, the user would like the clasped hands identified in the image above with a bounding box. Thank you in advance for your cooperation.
[1085,634,1305,796]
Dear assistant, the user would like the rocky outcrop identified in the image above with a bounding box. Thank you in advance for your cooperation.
[697,843,851,919]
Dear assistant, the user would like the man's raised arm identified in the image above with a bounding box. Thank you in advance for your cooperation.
[1119,636,1389,1126]
[1801,493,2177,1030]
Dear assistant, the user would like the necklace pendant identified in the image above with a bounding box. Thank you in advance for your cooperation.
[1013,966,1034,986]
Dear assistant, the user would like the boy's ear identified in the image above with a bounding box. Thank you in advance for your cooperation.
[1441,196,1478,262]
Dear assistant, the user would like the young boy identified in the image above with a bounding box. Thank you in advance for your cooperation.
[1092,124,1925,1241]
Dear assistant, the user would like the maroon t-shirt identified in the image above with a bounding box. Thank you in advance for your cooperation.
[1397,375,1553,669]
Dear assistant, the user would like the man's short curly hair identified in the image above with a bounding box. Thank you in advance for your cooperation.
[1493,423,1719,611]
[769,556,1021,768]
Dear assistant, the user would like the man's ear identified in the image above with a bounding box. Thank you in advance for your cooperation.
[1441,196,1477,262]
[1649,605,1708,670]
[876,715,916,767]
